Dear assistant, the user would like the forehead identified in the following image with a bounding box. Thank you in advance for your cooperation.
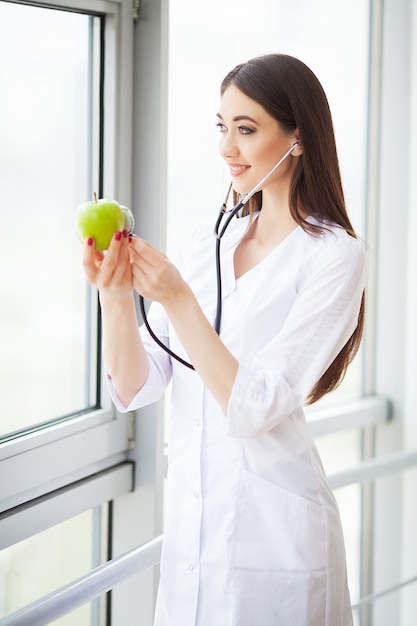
[218,84,272,123]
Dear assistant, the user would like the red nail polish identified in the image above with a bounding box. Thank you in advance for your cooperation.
[87,237,94,246]
[115,231,122,241]
[123,229,128,238]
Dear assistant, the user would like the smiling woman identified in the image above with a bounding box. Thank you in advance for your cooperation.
[166,0,371,621]
[86,51,367,625]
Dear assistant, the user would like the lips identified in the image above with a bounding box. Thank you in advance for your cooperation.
[228,164,250,177]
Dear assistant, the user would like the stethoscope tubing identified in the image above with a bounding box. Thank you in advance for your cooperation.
[139,294,196,369]
[138,199,234,371]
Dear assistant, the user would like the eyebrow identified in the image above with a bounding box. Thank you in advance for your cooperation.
[216,113,259,125]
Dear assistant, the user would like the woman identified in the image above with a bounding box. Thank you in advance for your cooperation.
[82,54,366,625]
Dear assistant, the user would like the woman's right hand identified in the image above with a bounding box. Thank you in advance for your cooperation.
[81,230,133,298]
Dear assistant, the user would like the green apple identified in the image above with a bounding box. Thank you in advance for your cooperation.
[75,194,125,251]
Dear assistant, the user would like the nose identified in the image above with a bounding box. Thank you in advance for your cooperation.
[219,130,239,160]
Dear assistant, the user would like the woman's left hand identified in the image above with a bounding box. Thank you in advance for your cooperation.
[128,236,189,306]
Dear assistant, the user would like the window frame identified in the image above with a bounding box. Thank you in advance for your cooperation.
[1,1,166,623]
[0,0,135,539]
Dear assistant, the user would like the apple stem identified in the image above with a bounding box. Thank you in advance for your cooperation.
[93,192,97,203]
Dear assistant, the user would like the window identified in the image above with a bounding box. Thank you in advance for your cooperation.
[0,507,107,623]
[0,1,102,435]
[0,1,138,623]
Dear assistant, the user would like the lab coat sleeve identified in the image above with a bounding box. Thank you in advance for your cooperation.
[106,301,174,413]
[225,234,367,438]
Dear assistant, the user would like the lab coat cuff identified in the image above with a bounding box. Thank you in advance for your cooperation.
[224,363,295,438]
[105,366,164,413]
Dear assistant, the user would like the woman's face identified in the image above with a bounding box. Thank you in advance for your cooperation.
[217,85,298,196]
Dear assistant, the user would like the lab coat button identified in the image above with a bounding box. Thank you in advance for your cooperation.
[188,564,194,571]
[193,491,199,499]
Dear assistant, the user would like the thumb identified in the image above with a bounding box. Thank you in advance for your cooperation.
[82,237,104,283]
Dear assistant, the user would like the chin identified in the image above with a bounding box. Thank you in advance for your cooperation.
[232,183,248,196]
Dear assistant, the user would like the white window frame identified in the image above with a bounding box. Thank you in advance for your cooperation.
[0,0,167,623]
[0,0,144,605]
[367,0,417,624]
[0,0,135,520]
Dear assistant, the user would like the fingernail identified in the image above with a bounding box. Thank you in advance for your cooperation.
[115,231,122,241]
[87,237,94,246]
[123,229,128,238]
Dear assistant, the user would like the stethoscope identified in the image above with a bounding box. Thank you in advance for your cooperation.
[139,142,300,371]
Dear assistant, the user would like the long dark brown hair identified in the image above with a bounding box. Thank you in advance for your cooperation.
[221,54,365,404]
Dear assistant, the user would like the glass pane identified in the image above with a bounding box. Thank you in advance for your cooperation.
[315,431,362,607]
[0,507,108,624]
[336,484,362,612]
[0,3,102,435]
[365,576,417,626]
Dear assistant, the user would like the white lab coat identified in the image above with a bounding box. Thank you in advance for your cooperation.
[108,213,366,626]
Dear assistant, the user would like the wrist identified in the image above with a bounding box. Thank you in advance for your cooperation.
[99,289,135,310]
[163,281,195,317]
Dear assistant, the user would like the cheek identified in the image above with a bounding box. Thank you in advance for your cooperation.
[250,150,278,178]
[259,140,283,162]
[246,137,275,164]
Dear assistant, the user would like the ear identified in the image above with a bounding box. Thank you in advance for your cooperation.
[291,130,304,156]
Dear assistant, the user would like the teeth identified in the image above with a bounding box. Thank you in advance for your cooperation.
[230,165,248,172]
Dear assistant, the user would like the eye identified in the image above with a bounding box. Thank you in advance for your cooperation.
[216,122,227,133]
[238,126,255,135]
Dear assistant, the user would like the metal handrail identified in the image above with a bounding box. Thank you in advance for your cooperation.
[2,445,417,626]
[352,574,417,609]
[328,447,417,489]
[0,535,163,626]
[307,394,391,437]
